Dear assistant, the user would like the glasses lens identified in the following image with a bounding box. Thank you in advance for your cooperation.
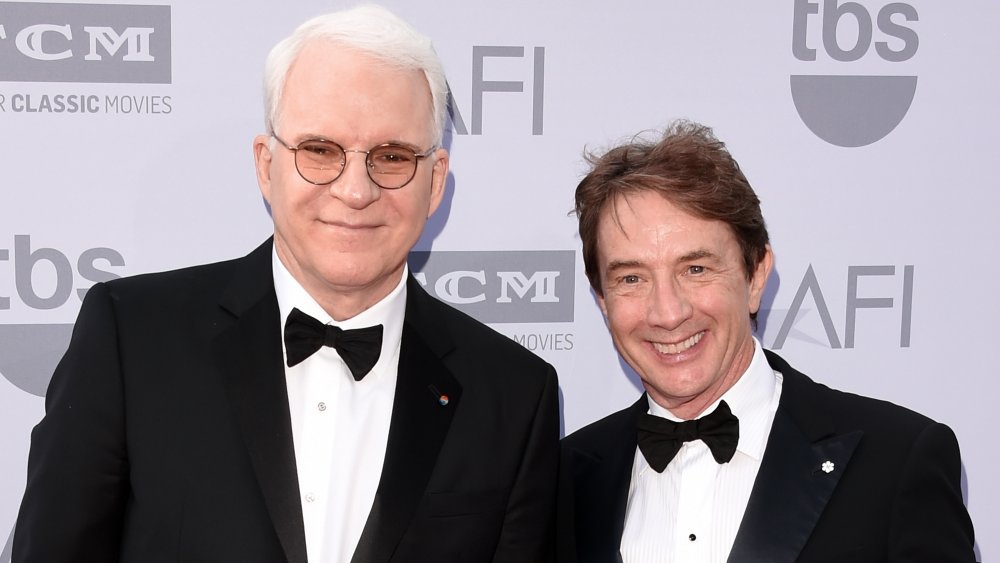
[367,145,418,189]
[295,140,345,184]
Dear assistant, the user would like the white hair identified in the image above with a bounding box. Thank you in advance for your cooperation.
[262,4,448,145]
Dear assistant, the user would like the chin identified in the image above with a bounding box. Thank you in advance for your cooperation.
[647,369,714,397]
[319,267,378,287]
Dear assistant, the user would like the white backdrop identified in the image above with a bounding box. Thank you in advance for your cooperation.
[0,1,995,559]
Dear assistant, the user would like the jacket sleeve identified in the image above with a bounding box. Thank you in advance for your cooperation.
[491,363,560,563]
[13,282,129,563]
[889,421,977,562]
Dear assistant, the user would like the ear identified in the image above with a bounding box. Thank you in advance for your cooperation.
[748,245,774,314]
[253,135,274,203]
[426,148,449,218]
[596,287,608,318]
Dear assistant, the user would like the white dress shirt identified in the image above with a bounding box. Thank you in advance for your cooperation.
[273,252,407,563]
[620,338,783,563]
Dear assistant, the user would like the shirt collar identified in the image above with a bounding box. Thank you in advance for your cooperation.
[272,248,408,379]
[647,336,777,461]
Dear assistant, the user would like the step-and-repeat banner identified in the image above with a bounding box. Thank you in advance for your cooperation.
[0,1,995,559]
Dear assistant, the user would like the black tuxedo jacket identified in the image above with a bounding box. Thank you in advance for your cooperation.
[14,239,559,563]
[558,350,976,563]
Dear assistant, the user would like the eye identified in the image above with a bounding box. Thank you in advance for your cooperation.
[688,265,705,275]
[622,274,641,284]
[371,145,416,165]
[299,140,341,159]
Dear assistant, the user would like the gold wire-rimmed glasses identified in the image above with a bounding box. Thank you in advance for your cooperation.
[271,132,438,189]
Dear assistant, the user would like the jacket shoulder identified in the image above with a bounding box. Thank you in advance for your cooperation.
[407,279,553,374]
[766,349,940,436]
[563,398,643,457]
[97,241,269,310]
[104,258,235,294]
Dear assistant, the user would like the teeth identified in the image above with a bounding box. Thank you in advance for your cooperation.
[652,332,703,355]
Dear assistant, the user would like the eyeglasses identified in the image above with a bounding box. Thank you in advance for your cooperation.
[271,132,438,190]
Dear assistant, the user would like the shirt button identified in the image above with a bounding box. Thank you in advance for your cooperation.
[317,402,327,412]
[688,533,697,541]
[305,493,316,503]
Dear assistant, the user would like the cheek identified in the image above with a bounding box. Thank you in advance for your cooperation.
[271,188,299,215]
[604,297,642,334]
[701,285,752,327]
[693,279,740,307]
[391,192,432,225]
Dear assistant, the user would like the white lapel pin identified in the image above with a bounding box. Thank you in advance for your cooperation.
[821,460,835,474]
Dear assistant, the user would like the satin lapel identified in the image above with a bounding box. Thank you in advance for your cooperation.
[574,396,645,563]
[728,352,862,563]
[213,240,307,563]
[351,279,462,563]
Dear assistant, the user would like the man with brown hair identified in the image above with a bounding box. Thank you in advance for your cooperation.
[558,121,976,562]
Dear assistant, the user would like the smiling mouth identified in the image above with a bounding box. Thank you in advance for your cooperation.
[651,331,704,355]
[320,219,377,230]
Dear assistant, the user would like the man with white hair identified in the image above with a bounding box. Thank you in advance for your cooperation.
[13,6,559,562]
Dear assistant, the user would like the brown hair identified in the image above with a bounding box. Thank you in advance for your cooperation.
[575,120,770,299]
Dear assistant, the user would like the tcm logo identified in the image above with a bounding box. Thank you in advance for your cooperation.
[791,0,918,147]
[0,235,125,397]
[0,2,171,84]
[448,46,545,136]
[409,250,573,323]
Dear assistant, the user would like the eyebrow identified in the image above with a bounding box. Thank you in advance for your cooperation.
[604,259,644,275]
[678,249,717,262]
[604,249,718,275]
[289,132,331,143]
[295,134,423,151]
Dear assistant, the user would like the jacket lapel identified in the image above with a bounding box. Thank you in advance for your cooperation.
[571,396,646,563]
[350,277,462,563]
[213,240,307,563]
[727,351,862,563]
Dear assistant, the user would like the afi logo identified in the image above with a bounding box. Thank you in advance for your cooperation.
[764,264,915,350]
[448,46,546,136]
[409,250,574,323]
[0,2,171,84]
[790,0,919,147]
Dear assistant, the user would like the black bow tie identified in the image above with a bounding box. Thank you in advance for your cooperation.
[283,307,383,381]
[637,400,739,472]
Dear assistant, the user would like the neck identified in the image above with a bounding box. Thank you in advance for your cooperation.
[655,391,731,421]
[276,251,404,322]
[312,285,391,321]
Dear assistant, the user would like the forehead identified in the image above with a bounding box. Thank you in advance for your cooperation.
[596,191,738,262]
[279,40,433,142]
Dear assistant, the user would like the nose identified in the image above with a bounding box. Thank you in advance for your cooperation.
[328,151,381,209]
[646,277,693,330]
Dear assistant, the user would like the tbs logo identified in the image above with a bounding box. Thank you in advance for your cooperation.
[0,235,125,397]
[790,0,919,147]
